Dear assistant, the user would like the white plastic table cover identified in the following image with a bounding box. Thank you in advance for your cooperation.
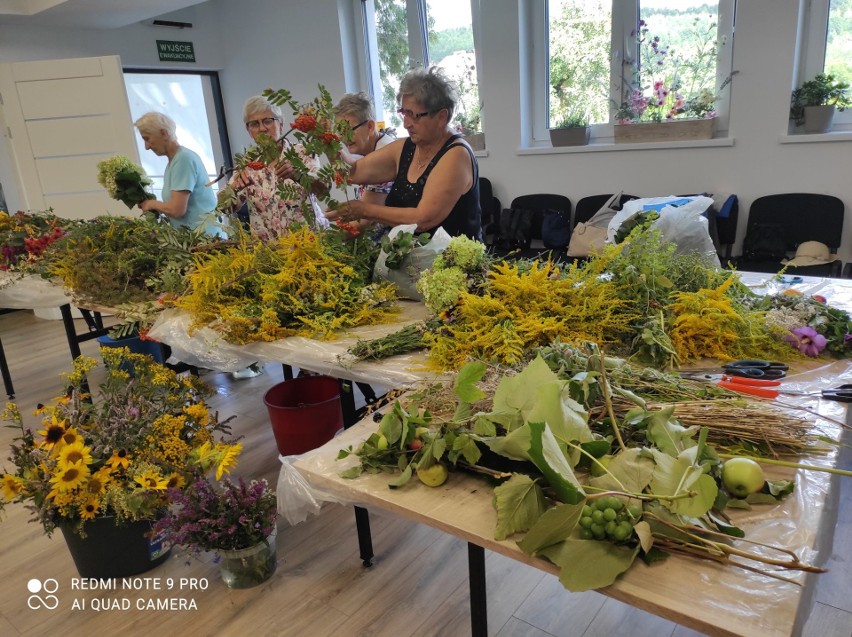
[0,272,72,309]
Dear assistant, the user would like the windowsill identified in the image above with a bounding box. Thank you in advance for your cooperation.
[473,149,489,158]
[779,130,852,144]
[517,136,735,155]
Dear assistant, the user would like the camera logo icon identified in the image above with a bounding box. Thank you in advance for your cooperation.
[27,579,59,610]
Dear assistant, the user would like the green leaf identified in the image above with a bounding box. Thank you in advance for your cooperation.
[461,438,482,465]
[644,407,697,457]
[432,436,447,462]
[517,501,584,554]
[633,520,653,553]
[705,510,744,538]
[388,464,413,489]
[575,439,611,470]
[492,474,548,540]
[526,380,593,462]
[455,361,487,403]
[539,538,639,592]
[527,421,585,504]
[473,416,497,437]
[493,355,557,422]
[589,447,655,494]
[340,465,364,479]
[485,424,532,461]
[648,449,718,517]
[764,478,795,499]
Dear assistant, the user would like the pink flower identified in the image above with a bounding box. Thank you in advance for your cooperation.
[785,326,827,357]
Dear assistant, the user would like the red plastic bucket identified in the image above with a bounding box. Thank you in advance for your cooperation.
[263,376,343,455]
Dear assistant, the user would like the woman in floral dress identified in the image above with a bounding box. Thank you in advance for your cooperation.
[221,95,328,242]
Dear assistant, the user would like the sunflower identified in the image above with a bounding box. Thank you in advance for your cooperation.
[1,474,24,500]
[58,441,93,468]
[165,472,186,490]
[106,448,131,470]
[37,414,67,448]
[134,470,168,491]
[57,427,82,448]
[84,468,111,497]
[78,499,100,520]
[215,443,243,480]
[49,462,90,494]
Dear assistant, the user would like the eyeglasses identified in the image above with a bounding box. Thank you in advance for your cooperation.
[397,108,432,121]
[351,120,369,131]
[245,117,280,131]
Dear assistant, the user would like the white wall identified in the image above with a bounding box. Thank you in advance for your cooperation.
[0,0,849,261]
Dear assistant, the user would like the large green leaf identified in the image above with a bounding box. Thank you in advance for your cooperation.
[526,380,593,459]
[493,355,557,423]
[539,538,639,592]
[589,447,655,494]
[493,474,548,540]
[527,421,585,504]
[648,449,718,517]
[486,423,532,461]
[517,501,584,554]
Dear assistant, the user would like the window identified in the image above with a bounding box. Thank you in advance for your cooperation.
[354,0,482,138]
[528,0,735,145]
[123,71,231,198]
[799,0,852,129]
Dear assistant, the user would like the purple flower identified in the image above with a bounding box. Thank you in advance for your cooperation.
[785,326,827,357]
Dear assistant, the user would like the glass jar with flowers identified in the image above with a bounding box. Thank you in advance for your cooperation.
[0,347,240,578]
[614,16,728,143]
[153,476,278,589]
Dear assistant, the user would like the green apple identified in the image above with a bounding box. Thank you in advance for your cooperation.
[721,457,765,498]
[417,463,448,487]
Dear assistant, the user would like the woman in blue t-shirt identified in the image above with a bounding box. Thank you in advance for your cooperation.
[134,112,218,235]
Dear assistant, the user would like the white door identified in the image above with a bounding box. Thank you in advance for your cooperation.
[0,55,139,219]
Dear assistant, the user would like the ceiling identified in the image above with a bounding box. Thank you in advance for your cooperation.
[0,0,209,29]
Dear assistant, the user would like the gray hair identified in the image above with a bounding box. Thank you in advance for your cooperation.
[397,67,457,120]
[134,112,176,138]
[242,95,283,122]
[334,92,374,122]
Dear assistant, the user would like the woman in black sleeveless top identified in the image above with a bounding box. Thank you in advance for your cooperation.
[325,67,482,242]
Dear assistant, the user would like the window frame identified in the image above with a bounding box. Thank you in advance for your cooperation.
[797,0,852,130]
[350,0,485,135]
[525,0,736,147]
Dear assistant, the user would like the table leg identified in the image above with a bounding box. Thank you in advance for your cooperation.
[0,336,14,399]
[354,506,374,567]
[282,364,294,380]
[340,379,357,428]
[468,543,488,637]
[60,304,84,359]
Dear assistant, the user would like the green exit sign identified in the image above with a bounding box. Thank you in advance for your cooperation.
[156,40,196,63]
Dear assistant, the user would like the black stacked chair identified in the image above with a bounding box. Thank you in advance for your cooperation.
[713,194,739,265]
[478,177,502,243]
[492,193,572,261]
[734,193,844,277]
[572,193,639,229]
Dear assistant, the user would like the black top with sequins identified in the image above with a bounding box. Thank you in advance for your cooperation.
[384,134,482,241]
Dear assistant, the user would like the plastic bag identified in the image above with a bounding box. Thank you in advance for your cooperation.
[277,450,351,526]
[607,195,720,268]
[373,224,451,300]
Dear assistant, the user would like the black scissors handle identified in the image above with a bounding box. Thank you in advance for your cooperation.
[822,384,852,402]
[723,360,788,379]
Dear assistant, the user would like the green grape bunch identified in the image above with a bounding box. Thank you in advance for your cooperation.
[577,496,642,543]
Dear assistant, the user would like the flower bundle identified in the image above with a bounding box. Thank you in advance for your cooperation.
[0,348,239,536]
[0,209,70,271]
[96,155,156,209]
[616,16,723,124]
[153,476,277,553]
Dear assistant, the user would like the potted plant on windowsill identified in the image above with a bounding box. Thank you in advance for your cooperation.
[549,114,591,147]
[790,73,852,133]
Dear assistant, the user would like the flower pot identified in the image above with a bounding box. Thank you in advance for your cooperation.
[263,376,343,455]
[217,528,278,589]
[464,132,486,151]
[803,105,835,133]
[614,117,716,143]
[549,126,590,147]
[60,516,171,579]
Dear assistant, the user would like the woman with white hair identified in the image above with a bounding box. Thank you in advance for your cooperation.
[325,67,482,241]
[134,111,218,235]
[220,95,326,243]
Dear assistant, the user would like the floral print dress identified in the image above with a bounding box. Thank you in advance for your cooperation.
[229,143,328,243]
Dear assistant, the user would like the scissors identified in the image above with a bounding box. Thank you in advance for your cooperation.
[820,384,852,402]
[722,360,788,379]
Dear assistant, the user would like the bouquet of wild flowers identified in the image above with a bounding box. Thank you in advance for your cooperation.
[0,348,240,537]
[615,16,725,123]
[0,209,71,271]
[153,476,277,553]
[96,155,156,209]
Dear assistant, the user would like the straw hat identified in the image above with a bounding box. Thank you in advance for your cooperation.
[781,241,836,267]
